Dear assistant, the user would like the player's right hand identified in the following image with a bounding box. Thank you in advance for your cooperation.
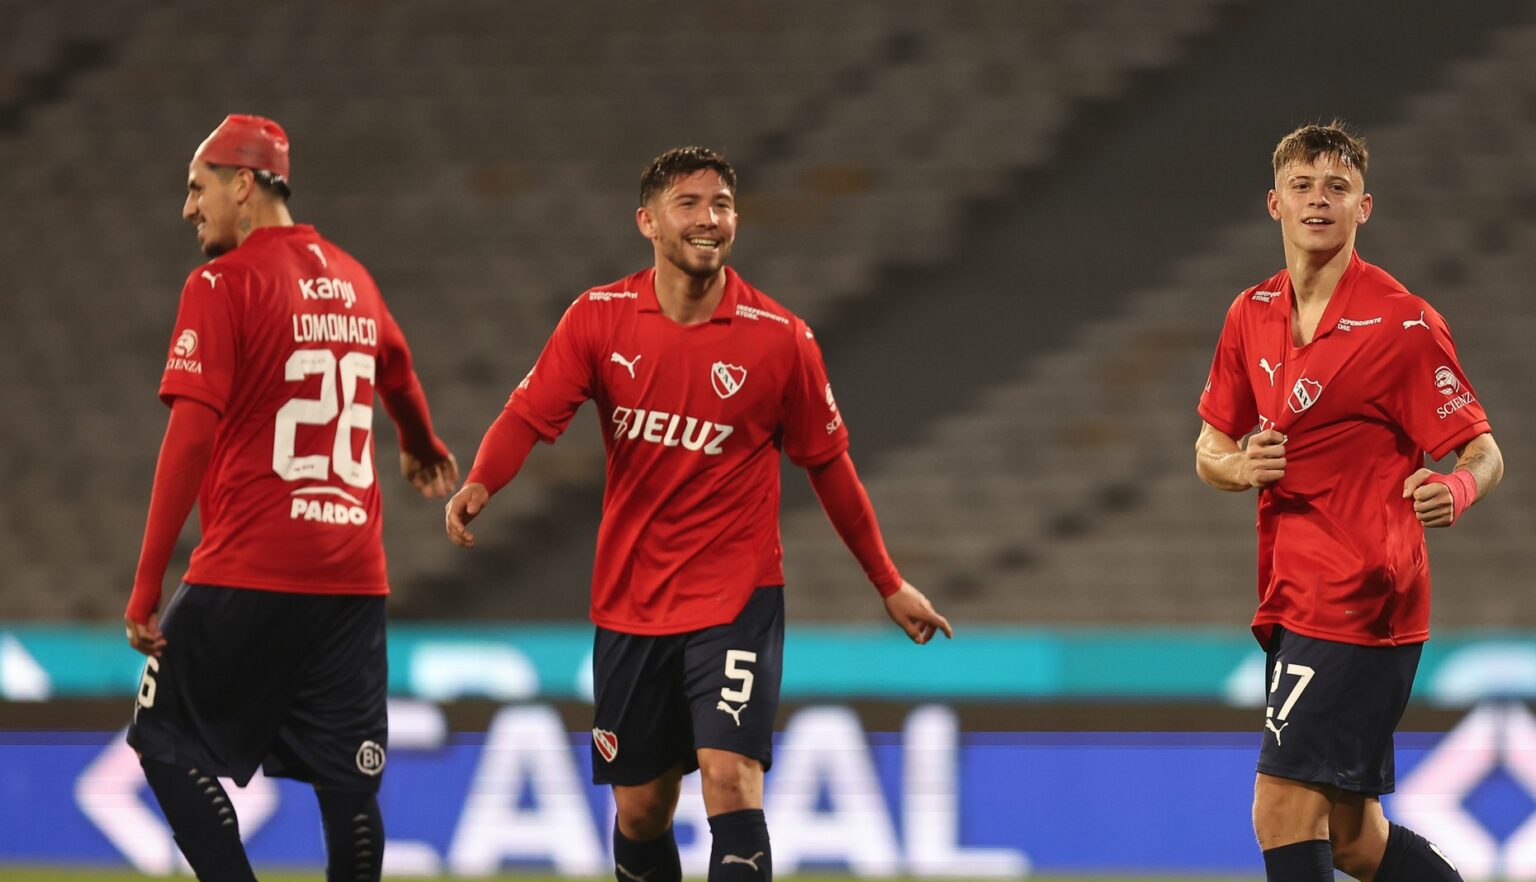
[125,613,166,658]
[1242,429,1287,488]
[445,482,490,547]
[883,582,954,645]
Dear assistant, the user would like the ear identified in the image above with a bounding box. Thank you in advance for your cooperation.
[635,205,657,240]
[1266,189,1281,222]
[231,168,256,205]
[1356,191,1373,225]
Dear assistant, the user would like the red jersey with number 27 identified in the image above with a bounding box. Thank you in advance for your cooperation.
[159,224,419,595]
[509,267,849,635]
[1199,252,1490,648]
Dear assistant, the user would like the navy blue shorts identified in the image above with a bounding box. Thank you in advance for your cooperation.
[1257,627,1423,796]
[590,586,785,786]
[127,583,389,793]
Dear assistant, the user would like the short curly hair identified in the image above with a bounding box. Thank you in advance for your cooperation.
[640,146,737,205]
[1272,120,1368,179]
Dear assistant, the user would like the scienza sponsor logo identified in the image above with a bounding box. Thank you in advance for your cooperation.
[1434,365,1476,420]
[165,328,203,374]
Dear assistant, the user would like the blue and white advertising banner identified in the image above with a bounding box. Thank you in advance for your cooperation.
[2,703,1534,878]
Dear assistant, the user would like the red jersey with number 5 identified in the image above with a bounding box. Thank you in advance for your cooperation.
[508,267,849,635]
[159,224,416,595]
[1198,252,1490,648]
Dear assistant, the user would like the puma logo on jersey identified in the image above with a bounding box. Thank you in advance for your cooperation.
[306,243,328,268]
[721,852,765,872]
[716,700,747,726]
[1259,357,1282,387]
[1403,310,1429,331]
[1265,718,1288,745]
[611,406,733,455]
[610,352,642,379]
[201,270,222,288]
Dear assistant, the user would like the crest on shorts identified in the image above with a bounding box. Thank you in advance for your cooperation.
[592,727,619,763]
[355,740,386,776]
[1287,377,1323,414]
[711,362,747,399]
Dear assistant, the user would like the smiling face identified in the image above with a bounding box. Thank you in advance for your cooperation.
[637,169,738,279]
[1268,153,1372,259]
[183,161,249,257]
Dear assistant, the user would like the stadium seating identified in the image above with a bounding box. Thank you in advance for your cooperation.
[781,18,1536,628]
[0,0,1241,618]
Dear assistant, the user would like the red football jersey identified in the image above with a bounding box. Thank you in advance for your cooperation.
[159,225,418,595]
[1199,252,1491,647]
[509,267,849,634]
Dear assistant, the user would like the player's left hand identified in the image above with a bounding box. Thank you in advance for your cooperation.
[1403,468,1454,528]
[125,613,166,658]
[883,582,954,645]
[402,449,459,499]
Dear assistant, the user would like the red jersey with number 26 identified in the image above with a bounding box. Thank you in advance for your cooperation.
[159,224,418,595]
[509,267,849,635]
[1199,252,1490,648]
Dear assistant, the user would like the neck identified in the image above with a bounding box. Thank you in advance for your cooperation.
[653,259,726,325]
[1285,238,1354,308]
[234,200,295,248]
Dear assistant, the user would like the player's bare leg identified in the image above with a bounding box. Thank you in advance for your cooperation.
[1327,792,1388,879]
[611,766,684,882]
[699,748,771,881]
[1253,773,1333,880]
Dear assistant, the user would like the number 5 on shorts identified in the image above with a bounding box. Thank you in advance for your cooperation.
[721,650,757,703]
[1268,661,1314,721]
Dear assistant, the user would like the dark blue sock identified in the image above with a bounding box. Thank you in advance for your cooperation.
[612,820,682,882]
[708,809,771,882]
[317,788,383,882]
[140,757,257,882]
[1262,839,1333,881]
[1377,823,1463,881]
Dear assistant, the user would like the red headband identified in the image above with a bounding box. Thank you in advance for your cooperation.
[193,114,290,180]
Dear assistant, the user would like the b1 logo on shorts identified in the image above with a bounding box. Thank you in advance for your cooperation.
[593,728,619,763]
[355,740,386,776]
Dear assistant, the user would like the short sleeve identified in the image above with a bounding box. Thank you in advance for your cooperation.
[1380,305,1490,460]
[1197,293,1259,438]
[158,264,240,414]
[782,321,850,467]
[506,299,596,441]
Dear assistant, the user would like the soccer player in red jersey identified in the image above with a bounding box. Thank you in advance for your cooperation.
[1196,122,1504,882]
[446,147,952,882]
[124,115,457,882]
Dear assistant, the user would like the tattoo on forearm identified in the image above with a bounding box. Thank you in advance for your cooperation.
[1457,446,1499,498]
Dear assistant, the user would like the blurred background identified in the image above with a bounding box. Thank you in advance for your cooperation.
[1,0,1534,878]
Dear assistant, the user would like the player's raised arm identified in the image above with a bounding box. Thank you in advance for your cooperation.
[1403,432,1504,528]
[805,453,952,643]
[1195,421,1286,492]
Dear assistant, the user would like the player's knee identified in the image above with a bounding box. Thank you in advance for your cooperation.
[1329,832,1377,879]
[614,787,675,840]
[1252,781,1328,848]
[698,752,762,810]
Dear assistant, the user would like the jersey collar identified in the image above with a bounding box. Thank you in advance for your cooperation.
[240,223,317,248]
[1281,250,1364,347]
[638,267,743,324]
